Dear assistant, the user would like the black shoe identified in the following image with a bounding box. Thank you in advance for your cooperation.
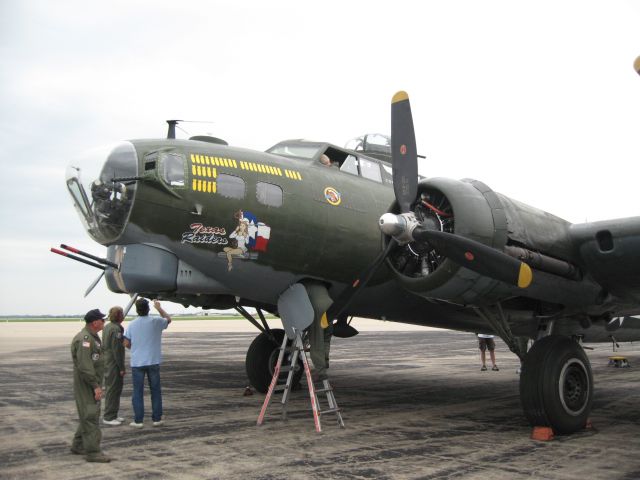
[480,365,487,371]
[85,452,111,463]
[312,373,328,383]
[70,446,85,455]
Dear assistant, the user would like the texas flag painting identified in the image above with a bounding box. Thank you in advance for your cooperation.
[243,211,271,252]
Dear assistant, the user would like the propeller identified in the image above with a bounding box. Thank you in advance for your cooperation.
[325,91,534,327]
[381,91,533,288]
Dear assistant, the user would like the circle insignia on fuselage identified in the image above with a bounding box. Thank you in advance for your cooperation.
[324,187,342,206]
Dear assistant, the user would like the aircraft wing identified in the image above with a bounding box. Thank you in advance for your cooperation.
[569,216,640,306]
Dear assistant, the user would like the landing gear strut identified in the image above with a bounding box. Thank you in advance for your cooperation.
[520,335,593,434]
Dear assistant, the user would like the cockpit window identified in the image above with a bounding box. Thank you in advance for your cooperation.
[345,133,392,162]
[340,155,359,176]
[160,152,185,187]
[335,153,382,183]
[267,143,321,159]
[359,157,382,183]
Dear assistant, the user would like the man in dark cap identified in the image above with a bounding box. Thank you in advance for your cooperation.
[70,309,111,463]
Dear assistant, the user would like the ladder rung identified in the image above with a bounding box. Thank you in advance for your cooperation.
[315,387,332,394]
[319,407,341,415]
[273,384,286,392]
[279,346,310,353]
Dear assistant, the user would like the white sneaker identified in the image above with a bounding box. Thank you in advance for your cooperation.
[116,417,125,422]
[103,418,122,426]
[152,420,164,427]
[129,422,143,428]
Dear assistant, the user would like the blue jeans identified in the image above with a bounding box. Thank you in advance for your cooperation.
[131,364,162,423]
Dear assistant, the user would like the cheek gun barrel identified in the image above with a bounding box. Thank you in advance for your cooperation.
[50,244,119,270]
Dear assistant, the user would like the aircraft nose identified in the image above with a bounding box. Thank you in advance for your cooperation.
[65,141,139,244]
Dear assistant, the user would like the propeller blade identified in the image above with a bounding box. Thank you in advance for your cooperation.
[391,91,418,213]
[412,228,533,288]
[326,239,397,321]
[84,271,105,297]
[123,293,139,317]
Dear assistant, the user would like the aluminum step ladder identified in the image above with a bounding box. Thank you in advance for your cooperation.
[257,328,345,432]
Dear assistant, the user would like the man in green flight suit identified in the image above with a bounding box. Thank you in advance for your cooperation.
[102,306,126,426]
[304,282,333,381]
[70,309,111,463]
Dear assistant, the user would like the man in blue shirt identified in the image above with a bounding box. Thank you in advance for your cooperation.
[123,298,172,428]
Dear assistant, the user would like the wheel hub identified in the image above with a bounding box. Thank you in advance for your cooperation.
[559,359,589,415]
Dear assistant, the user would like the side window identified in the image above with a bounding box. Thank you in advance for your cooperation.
[218,173,245,199]
[380,163,393,185]
[359,157,382,183]
[160,153,185,186]
[256,182,283,207]
[340,155,359,176]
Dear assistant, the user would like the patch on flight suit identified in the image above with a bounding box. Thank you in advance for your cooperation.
[82,341,91,348]
[92,353,100,361]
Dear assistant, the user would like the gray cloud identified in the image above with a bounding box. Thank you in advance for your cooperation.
[2,0,639,314]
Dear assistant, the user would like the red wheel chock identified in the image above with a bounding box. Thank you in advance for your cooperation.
[531,426,554,441]
[531,419,592,441]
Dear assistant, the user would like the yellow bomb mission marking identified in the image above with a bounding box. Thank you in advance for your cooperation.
[189,153,302,193]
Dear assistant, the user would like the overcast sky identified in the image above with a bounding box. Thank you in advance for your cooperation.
[1,1,639,315]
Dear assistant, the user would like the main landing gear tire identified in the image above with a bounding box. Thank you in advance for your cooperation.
[520,335,593,434]
[245,328,303,393]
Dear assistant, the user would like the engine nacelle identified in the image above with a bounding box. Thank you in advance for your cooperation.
[387,177,600,307]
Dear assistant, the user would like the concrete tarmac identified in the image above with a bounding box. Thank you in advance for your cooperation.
[1,320,639,479]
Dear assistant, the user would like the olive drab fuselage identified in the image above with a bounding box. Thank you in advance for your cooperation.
[66,137,640,341]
